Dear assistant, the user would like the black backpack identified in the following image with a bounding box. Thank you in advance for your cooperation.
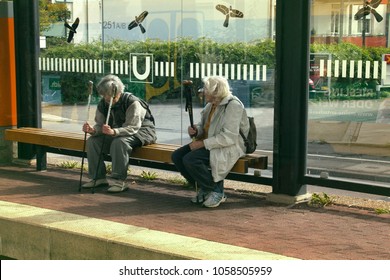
[225,99,257,154]
[121,93,155,125]
[240,116,257,154]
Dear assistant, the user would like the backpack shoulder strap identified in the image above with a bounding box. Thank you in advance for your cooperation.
[224,97,236,108]
[223,97,247,141]
[122,92,155,125]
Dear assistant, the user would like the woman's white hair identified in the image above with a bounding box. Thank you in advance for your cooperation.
[202,76,231,101]
[96,74,125,97]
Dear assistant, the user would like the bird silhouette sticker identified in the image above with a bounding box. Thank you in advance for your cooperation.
[354,0,383,22]
[216,4,243,27]
[64,17,79,43]
[128,11,148,33]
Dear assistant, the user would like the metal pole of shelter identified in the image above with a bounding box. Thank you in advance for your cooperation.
[273,0,310,196]
[13,0,42,160]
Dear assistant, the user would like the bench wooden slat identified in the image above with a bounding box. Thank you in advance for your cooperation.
[5,127,267,173]
[131,147,173,163]
[241,154,268,170]
[5,128,85,150]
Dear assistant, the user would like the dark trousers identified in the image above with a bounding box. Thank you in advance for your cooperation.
[87,135,142,180]
[171,144,224,193]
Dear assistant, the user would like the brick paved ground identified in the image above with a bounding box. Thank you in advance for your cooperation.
[0,164,389,260]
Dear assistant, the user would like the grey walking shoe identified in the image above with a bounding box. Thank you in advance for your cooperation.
[203,191,227,208]
[82,178,108,188]
[107,179,128,193]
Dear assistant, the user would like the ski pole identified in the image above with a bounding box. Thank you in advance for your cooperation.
[183,80,194,128]
[91,82,117,194]
[79,80,93,192]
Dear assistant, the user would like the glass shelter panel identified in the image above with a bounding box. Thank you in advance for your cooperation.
[39,0,275,175]
[308,0,390,187]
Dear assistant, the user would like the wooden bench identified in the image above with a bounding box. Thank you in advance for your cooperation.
[4,127,268,174]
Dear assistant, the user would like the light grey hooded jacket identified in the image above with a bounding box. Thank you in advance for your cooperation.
[196,94,250,181]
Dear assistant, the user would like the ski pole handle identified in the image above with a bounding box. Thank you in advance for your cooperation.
[86,81,93,122]
[183,80,194,128]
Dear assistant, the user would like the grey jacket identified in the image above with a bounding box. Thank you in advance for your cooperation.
[93,93,157,145]
[197,94,249,181]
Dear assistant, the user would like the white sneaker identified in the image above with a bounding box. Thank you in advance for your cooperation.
[203,192,227,208]
[107,179,128,193]
[82,178,108,188]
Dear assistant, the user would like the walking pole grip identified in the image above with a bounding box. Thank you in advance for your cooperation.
[106,82,117,125]
[183,80,194,128]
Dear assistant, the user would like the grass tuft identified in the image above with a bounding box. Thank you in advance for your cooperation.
[140,170,158,180]
[309,192,333,207]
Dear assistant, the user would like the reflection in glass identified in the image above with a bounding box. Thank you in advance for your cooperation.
[309,0,390,187]
[40,0,275,150]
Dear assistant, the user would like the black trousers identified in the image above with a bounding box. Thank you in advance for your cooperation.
[171,144,223,193]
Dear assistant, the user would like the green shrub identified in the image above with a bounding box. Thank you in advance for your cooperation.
[40,38,275,104]
[41,39,390,104]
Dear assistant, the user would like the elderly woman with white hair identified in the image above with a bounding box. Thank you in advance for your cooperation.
[172,76,250,208]
[82,74,156,193]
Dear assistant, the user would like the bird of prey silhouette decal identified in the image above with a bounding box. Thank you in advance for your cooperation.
[64,17,79,43]
[354,0,383,22]
[216,4,243,27]
[128,11,148,33]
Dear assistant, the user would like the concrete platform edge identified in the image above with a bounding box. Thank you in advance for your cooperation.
[266,193,312,205]
[0,201,297,260]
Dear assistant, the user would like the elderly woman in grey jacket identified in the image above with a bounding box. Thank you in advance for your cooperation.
[82,74,157,193]
[172,76,249,208]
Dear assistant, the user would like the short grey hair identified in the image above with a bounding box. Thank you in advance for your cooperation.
[202,76,231,101]
[96,74,125,97]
